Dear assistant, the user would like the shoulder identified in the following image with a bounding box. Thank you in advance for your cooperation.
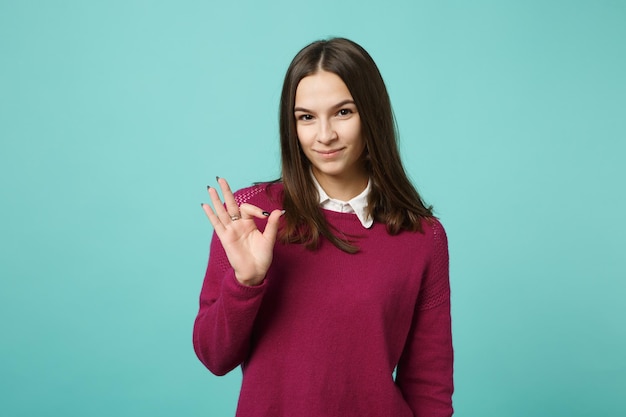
[368,217,448,259]
[416,217,450,310]
[423,217,447,245]
[234,181,284,208]
[416,217,448,260]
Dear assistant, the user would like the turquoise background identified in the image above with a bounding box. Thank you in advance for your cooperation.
[1,1,625,416]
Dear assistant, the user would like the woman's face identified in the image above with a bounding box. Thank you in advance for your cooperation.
[294,70,367,197]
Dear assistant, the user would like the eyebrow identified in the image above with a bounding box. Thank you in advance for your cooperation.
[293,99,356,113]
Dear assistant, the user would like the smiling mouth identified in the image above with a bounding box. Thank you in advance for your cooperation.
[316,148,344,157]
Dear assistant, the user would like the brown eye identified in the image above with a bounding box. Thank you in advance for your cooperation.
[338,109,352,116]
[297,114,313,121]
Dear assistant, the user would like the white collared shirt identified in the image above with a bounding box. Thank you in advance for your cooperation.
[311,174,373,229]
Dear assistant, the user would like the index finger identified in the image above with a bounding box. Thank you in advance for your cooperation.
[201,201,226,233]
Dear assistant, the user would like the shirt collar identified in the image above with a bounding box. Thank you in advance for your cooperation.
[311,174,374,229]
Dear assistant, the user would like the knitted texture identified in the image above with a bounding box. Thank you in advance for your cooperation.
[193,183,453,417]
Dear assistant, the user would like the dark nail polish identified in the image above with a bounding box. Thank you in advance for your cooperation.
[262,211,270,216]
[200,203,204,207]
[207,185,211,190]
[216,176,220,182]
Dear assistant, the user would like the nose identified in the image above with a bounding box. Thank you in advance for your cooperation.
[316,118,337,144]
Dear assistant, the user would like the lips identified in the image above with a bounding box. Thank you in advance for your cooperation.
[315,148,345,158]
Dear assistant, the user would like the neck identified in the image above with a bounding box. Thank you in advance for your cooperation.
[312,170,369,201]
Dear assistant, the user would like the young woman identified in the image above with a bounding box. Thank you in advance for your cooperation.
[194,38,453,417]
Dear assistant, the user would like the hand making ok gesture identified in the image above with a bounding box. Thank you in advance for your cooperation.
[201,177,283,286]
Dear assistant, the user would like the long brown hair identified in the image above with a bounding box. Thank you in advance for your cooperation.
[277,37,433,253]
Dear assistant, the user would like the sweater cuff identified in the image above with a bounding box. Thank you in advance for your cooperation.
[222,269,268,301]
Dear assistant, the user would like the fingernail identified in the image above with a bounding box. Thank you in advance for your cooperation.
[200,203,205,207]
[216,176,220,182]
[262,211,270,216]
[207,185,211,190]
[281,210,286,215]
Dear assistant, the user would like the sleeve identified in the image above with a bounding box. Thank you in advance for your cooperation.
[395,219,454,417]
[192,231,267,376]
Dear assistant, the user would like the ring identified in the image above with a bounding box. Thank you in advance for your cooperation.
[230,214,240,221]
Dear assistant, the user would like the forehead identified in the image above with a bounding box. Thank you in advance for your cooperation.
[294,70,353,106]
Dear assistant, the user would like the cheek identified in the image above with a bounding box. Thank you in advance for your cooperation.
[296,125,314,145]
[295,130,311,159]
[295,125,304,142]
[347,122,363,145]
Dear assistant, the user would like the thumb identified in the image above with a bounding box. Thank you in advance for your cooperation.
[262,209,284,243]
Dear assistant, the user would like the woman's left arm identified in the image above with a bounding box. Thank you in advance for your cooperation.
[395,220,454,417]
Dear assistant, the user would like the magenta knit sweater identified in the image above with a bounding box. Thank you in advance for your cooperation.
[193,183,454,417]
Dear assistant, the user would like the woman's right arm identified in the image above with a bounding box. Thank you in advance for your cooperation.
[193,178,282,375]
[192,232,268,376]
